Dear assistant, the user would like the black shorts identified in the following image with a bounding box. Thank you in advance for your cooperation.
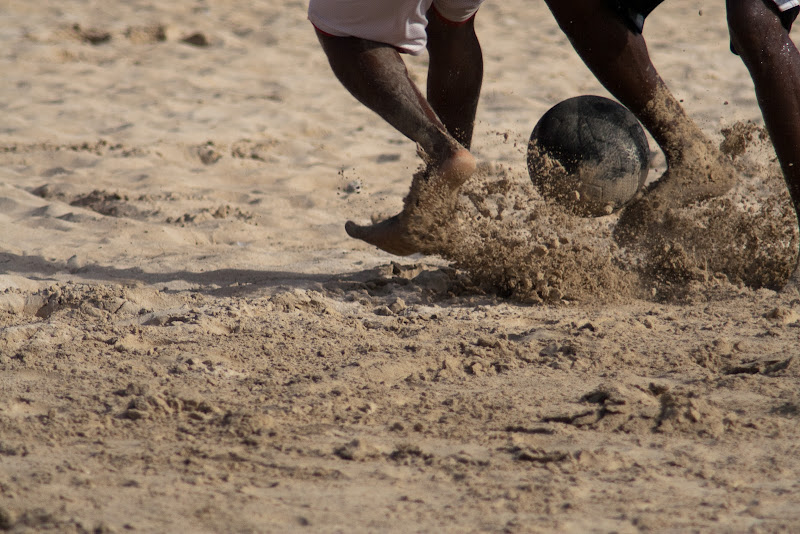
[610,0,798,35]
[609,0,664,33]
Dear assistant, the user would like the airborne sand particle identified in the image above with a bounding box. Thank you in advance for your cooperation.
[405,122,798,303]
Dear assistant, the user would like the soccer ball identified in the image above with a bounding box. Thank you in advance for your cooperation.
[527,95,650,217]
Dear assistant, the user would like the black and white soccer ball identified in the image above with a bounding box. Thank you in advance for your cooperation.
[527,95,650,217]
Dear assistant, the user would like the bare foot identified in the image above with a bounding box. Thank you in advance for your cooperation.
[403,146,476,210]
[614,140,736,246]
[436,147,477,191]
[345,147,476,256]
[344,214,419,256]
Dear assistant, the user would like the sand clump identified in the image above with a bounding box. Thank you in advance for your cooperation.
[405,160,641,304]
[637,123,798,295]
[400,118,798,304]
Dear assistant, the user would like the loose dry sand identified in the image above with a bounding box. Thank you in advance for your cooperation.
[2,1,800,532]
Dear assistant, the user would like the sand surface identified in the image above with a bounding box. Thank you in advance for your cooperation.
[2,1,800,532]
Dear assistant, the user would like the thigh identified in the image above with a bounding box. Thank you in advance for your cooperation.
[727,0,798,55]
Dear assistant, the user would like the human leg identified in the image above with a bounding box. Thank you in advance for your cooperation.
[728,1,800,228]
[425,8,483,150]
[316,32,475,255]
[317,33,467,173]
[543,0,736,243]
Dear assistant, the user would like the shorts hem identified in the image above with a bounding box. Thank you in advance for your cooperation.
[431,4,476,26]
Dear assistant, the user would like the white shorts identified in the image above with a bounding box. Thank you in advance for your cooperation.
[308,0,485,55]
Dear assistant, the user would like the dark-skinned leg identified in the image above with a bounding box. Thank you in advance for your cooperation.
[544,0,736,244]
[426,9,483,150]
[728,1,800,237]
[316,31,476,255]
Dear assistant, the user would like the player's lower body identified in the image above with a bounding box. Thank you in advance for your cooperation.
[546,0,800,276]
[308,0,485,256]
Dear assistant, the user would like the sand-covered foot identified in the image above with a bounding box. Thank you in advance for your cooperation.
[614,140,736,246]
[344,214,419,256]
[436,147,476,191]
[346,147,476,256]
[404,146,476,207]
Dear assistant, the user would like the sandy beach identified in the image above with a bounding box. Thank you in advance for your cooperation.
[2,1,800,532]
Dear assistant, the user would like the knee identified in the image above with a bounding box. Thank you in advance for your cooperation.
[727,0,782,62]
